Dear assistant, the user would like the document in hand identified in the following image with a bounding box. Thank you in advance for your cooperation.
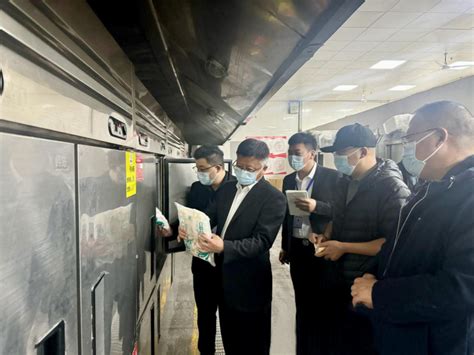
[175,202,215,266]
[285,190,311,217]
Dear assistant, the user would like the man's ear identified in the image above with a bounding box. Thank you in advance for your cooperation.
[437,128,449,146]
[360,147,368,158]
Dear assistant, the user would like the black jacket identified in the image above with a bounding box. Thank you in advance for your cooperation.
[332,159,411,286]
[371,155,474,355]
[281,164,342,254]
[206,178,286,312]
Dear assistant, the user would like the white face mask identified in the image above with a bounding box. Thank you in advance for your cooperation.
[289,155,306,171]
[333,149,361,176]
[197,171,215,185]
[402,130,444,178]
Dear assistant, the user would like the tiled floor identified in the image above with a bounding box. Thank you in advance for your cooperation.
[157,234,296,354]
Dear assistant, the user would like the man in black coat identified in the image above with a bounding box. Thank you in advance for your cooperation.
[180,139,286,355]
[279,132,342,355]
[352,101,474,355]
[319,123,411,354]
[187,146,235,355]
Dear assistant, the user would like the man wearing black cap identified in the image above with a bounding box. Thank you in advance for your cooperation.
[318,123,410,354]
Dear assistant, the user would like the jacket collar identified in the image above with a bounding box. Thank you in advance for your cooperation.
[221,178,267,229]
[295,162,317,183]
[441,155,474,181]
[357,159,399,191]
[413,155,474,200]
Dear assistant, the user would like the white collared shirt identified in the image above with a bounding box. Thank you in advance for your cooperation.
[293,163,317,239]
[221,180,259,239]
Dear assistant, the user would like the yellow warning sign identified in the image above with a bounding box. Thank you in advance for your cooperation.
[126,151,136,198]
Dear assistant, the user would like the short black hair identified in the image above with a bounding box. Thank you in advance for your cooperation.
[236,138,269,160]
[193,145,224,166]
[288,132,318,150]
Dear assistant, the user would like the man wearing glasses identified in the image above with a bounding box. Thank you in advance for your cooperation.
[352,101,474,355]
[187,145,235,355]
[180,139,286,354]
[318,123,410,354]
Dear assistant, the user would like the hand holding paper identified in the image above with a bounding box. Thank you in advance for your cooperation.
[285,190,311,216]
[197,233,224,253]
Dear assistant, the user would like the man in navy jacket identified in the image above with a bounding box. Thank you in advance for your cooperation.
[351,101,474,355]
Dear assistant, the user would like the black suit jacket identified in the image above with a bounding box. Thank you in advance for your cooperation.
[206,178,286,312]
[281,164,342,255]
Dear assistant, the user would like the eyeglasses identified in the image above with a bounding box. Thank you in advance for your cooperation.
[192,165,216,173]
[401,128,438,144]
[232,161,262,173]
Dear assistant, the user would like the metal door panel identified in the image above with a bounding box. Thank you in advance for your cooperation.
[78,145,137,355]
[136,153,158,318]
[0,133,77,354]
[163,159,198,225]
[137,286,158,355]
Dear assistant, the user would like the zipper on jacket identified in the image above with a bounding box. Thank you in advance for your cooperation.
[382,184,431,277]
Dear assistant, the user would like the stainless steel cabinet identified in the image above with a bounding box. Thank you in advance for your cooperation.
[78,145,137,355]
[0,133,78,355]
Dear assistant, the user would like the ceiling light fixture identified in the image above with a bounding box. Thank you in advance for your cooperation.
[337,108,354,112]
[370,60,406,70]
[333,85,358,91]
[389,85,416,91]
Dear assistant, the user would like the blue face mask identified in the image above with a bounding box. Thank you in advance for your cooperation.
[289,155,305,171]
[234,166,258,186]
[333,149,360,176]
[402,130,443,178]
[197,171,215,186]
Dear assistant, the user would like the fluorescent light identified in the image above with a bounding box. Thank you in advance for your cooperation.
[333,85,358,91]
[389,85,416,91]
[370,60,406,70]
[337,108,354,112]
[302,108,312,113]
[449,61,474,70]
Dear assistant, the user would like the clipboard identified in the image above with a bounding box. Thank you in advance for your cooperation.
[285,190,310,216]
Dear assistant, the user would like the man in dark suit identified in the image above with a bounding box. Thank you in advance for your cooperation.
[279,132,343,355]
[187,146,235,355]
[180,138,286,355]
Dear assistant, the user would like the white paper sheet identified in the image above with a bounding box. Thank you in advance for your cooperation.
[285,190,310,217]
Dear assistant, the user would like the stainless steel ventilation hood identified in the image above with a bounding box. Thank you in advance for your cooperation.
[87,0,363,145]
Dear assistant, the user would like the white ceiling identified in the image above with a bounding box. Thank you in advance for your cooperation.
[244,0,474,133]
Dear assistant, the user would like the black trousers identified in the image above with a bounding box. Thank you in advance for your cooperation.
[192,257,220,355]
[289,238,349,355]
[337,306,377,355]
[219,303,271,355]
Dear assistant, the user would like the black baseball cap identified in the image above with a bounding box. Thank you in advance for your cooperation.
[320,123,377,153]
